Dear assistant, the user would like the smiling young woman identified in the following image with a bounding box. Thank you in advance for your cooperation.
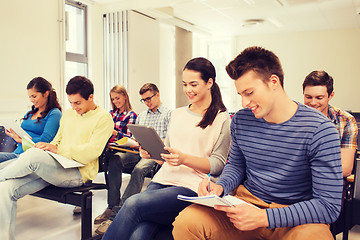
[0,77,62,165]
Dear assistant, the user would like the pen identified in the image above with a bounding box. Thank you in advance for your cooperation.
[208,173,211,193]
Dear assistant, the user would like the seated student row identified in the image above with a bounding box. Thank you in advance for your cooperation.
[104,48,356,239]
[0,47,356,240]
[0,75,173,239]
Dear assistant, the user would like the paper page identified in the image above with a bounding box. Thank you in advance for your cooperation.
[177,194,258,208]
[22,135,35,152]
[46,151,85,168]
[0,118,31,139]
[113,137,138,147]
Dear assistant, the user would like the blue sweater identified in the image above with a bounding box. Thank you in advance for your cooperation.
[217,103,343,228]
[14,108,62,154]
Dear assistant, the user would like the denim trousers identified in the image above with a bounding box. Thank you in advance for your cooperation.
[110,158,157,219]
[107,151,141,208]
[103,182,197,240]
[0,152,19,164]
[0,147,83,240]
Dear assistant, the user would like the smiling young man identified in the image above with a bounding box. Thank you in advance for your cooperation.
[172,46,343,240]
[0,76,113,240]
[303,70,358,177]
[94,83,172,235]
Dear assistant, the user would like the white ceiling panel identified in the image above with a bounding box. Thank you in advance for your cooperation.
[94,0,360,36]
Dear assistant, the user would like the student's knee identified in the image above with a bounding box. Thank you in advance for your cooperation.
[0,180,18,201]
[23,147,43,158]
[20,147,47,164]
[283,224,332,240]
[173,205,205,237]
[132,165,146,176]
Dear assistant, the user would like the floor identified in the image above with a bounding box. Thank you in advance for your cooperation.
[14,173,360,240]
[15,173,146,240]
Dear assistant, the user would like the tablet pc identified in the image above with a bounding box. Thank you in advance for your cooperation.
[0,118,31,139]
[127,124,168,161]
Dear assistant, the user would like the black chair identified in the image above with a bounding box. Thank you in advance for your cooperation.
[338,151,360,239]
[30,148,110,240]
[330,150,359,240]
[0,126,17,152]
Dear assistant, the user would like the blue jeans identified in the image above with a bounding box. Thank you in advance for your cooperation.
[110,158,157,220]
[0,152,19,164]
[107,151,141,208]
[103,182,197,240]
[0,147,83,240]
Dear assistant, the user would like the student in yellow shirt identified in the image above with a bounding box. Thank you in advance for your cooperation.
[0,76,113,240]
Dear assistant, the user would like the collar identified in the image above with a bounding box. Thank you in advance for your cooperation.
[147,104,163,114]
[327,105,337,125]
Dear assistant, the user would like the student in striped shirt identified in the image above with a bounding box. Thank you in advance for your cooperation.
[303,70,358,177]
[173,46,343,240]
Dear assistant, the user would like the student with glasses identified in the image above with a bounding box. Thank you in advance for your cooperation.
[94,83,172,235]
[102,58,231,240]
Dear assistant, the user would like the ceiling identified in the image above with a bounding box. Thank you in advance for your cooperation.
[94,0,360,36]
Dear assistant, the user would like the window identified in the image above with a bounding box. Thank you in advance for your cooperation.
[65,0,88,108]
[193,35,240,113]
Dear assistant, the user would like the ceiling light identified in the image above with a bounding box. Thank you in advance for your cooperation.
[242,19,264,28]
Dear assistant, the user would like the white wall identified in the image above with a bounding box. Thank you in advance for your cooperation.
[234,28,360,112]
[0,0,62,118]
[0,0,105,117]
[127,11,160,113]
[159,24,176,110]
[86,1,105,109]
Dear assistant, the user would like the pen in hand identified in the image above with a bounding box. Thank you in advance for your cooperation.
[208,173,211,193]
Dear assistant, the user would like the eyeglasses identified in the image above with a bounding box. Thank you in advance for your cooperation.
[140,93,157,103]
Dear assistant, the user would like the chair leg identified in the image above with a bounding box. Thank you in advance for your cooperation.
[81,191,93,240]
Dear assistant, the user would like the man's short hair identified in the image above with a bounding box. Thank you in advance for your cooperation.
[302,70,334,97]
[66,76,94,100]
[226,46,284,87]
[139,83,159,95]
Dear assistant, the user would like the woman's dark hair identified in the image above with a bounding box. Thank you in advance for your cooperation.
[184,57,226,129]
[24,77,62,123]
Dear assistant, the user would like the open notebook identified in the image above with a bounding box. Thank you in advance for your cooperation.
[177,194,259,208]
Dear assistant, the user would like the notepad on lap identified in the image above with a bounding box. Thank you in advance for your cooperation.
[177,194,258,208]
[46,151,85,168]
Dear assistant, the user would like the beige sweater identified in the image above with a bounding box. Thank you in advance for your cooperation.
[152,106,229,192]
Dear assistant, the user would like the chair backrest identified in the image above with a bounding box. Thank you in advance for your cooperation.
[353,151,360,200]
[0,126,17,152]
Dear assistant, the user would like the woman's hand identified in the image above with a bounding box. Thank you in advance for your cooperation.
[5,128,22,143]
[112,130,118,136]
[160,147,185,166]
[34,142,58,153]
[198,178,224,196]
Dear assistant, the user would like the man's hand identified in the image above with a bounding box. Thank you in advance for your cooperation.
[198,178,224,196]
[34,142,58,153]
[139,146,150,159]
[214,204,268,231]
